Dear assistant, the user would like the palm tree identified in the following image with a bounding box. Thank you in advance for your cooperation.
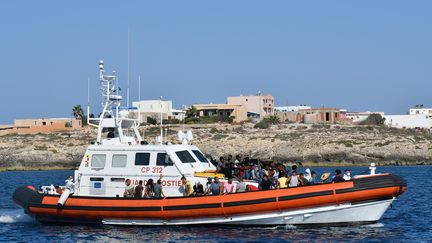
[72,105,87,126]
[185,105,198,118]
[72,105,84,119]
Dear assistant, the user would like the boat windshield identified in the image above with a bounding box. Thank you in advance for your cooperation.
[175,150,196,163]
[192,150,208,163]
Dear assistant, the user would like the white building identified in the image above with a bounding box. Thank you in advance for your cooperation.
[172,109,186,121]
[274,105,311,112]
[384,114,432,129]
[409,108,432,115]
[132,100,173,122]
[346,111,385,123]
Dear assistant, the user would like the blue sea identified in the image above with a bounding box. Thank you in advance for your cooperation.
[0,166,431,242]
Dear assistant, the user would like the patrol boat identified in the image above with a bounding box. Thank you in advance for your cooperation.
[13,61,406,226]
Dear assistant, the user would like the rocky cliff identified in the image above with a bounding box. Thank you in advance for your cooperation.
[1,123,431,171]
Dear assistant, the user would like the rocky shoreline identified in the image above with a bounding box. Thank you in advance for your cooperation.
[1,123,431,171]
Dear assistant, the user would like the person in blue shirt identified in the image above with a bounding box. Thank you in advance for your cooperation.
[310,171,320,184]
[210,177,222,195]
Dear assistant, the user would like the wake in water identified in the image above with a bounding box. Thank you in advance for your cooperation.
[361,222,385,228]
[0,209,33,224]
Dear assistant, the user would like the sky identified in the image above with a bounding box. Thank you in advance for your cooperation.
[0,1,431,123]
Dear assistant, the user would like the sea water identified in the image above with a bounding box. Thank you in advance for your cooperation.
[0,166,431,242]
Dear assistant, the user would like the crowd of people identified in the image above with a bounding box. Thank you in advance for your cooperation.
[123,175,165,198]
[211,155,352,190]
[123,155,353,198]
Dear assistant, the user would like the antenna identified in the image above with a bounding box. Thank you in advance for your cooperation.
[138,75,141,101]
[87,77,90,125]
[127,27,131,107]
[160,96,163,145]
[137,75,141,124]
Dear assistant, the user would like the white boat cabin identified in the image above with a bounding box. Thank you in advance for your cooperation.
[74,144,215,197]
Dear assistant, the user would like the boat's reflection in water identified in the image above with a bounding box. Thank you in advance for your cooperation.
[31,222,403,242]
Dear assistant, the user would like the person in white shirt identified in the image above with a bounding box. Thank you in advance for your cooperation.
[57,175,75,207]
[343,169,351,181]
[304,168,312,182]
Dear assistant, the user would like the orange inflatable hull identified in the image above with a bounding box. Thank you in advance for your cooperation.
[13,173,406,224]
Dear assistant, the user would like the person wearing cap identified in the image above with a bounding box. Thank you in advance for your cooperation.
[321,172,331,183]
[343,169,351,181]
[332,169,345,183]
[223,177,236,194]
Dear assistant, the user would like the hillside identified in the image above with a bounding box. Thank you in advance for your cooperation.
[1,123,431,171]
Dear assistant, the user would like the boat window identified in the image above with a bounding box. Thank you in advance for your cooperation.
[135,153,150,166]
[90,177,104,181]
[112,154,127,168]
[111,178,125,182]
[192,150,208,163]
[175,150,196,163]
[91,154,106,168]
[156,153,174,166]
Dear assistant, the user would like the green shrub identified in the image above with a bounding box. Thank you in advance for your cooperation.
[212,134,229,140]
[209,128,219,133]
[147,116,157,125]
[185,115,233,124]
[34,145,48,151]
[374,141,392,147]
[360,114,386,126]
[254,120,271,129]
[162,119,180,124]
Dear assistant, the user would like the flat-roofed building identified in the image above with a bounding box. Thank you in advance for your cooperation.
[385,114,432,129]
[192,104,248,123]
[227,94,274,118]
[299,108,344,124]
[409,108,432,115]
[274,105,311,112]
[172,109,186,121]
[132,100,173,122]
[0,118,82,136]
